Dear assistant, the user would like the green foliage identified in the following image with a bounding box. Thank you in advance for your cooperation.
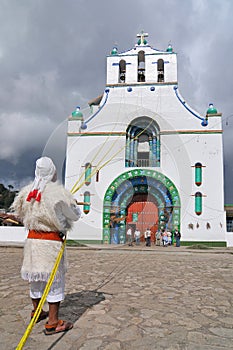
[66,240,87,247]
[0,183,17,211]
[186,244,212,250]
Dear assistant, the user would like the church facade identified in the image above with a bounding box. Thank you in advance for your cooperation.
[65,32,226,246]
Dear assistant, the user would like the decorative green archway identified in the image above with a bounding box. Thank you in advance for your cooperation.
[103,169,180,244]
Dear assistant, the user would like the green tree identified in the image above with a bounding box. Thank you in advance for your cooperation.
[0,184,17,211]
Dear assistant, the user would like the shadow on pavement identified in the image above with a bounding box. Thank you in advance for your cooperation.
[46,290,105,350]
[59,290,105,323]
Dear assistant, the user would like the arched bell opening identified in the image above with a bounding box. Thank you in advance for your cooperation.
[119,59,126,83]
[157,58,164,82]
[138,50,145,82]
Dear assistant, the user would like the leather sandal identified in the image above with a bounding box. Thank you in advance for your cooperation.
[44,319,73,335]
[31,309,49,323]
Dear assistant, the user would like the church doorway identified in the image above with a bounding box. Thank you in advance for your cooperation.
[103,170,180,244]
[126,195,158,243]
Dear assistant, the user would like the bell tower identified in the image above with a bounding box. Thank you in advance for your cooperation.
[106,31,177,86]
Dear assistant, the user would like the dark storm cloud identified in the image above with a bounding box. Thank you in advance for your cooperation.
[0,0,232,201]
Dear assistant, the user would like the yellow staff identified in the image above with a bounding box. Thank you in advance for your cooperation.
[16,238,66,350]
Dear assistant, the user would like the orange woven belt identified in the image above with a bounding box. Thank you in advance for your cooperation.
[27,230,63,242]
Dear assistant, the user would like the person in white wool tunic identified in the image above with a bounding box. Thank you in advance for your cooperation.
[12,157,81,335]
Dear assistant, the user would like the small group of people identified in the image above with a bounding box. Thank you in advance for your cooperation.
[155,229,172,247]
[126,226,141,246]
[127,226,152,246]
[126,227,151,246]
[155,228,181,247]
[126,226,181,247]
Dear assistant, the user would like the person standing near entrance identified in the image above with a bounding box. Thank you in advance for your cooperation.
[167,229,172,246]
[134,228,141,245]
[162,230,168,247]
[174,228,181,247]
[144,227,151,247]
[12,157,81,335]
[155,230,161,246]
[126,226,133,246]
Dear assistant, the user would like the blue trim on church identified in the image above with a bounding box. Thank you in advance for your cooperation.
[174,86,208,126]
[81,89,110,128]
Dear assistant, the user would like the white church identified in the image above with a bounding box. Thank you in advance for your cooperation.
[65,31,226,246]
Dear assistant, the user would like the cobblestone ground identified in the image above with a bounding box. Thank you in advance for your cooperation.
[1,245,233,350]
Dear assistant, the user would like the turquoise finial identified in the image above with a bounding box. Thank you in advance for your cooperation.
[166,43,173,52]
[207,103,218,115]
[111,46,118,55]
[72,106,83,119]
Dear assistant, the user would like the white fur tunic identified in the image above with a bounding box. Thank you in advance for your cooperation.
[12,182,81,282]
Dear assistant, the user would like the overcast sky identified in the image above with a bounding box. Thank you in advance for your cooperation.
[0,0,233,202]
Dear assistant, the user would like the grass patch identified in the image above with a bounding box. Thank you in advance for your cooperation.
[66,240,87,247]
[186,244,212,250]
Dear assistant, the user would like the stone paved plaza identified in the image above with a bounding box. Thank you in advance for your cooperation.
[1,245,233,350]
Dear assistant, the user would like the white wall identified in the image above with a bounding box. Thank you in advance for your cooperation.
[0,226,232,246]
[225,232,233,247]
[0,226,27,243]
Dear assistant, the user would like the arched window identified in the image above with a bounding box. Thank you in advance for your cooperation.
[119,59,126,83]
[157,59,164,82]
[138,51,145,82]
[125,117,160,167]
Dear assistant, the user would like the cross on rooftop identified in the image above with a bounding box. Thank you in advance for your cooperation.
[137,30,148,44]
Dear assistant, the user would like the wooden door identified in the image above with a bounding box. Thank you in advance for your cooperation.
[126,201,158,242]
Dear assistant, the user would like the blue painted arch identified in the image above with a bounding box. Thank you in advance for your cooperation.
[103,169,180,244]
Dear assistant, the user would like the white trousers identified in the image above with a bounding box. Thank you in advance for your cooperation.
[30,274,65,303]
